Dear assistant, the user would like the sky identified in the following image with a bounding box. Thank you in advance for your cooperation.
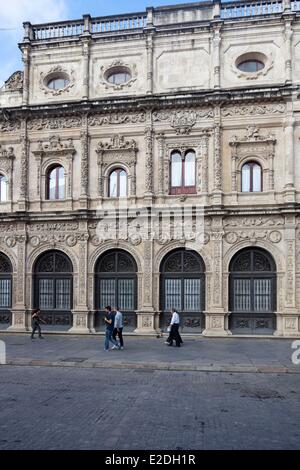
[0,0,194,87]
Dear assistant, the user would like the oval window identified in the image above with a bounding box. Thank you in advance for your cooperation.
[237,60,265,73]
[106,67,131,86]
[47,77,70,90]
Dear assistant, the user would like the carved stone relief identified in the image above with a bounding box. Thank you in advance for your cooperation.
[5,71,23,92]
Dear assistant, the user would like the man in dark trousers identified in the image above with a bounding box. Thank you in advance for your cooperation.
[104,306,120,351]
[31,309,46,340]
[167,308,182,347]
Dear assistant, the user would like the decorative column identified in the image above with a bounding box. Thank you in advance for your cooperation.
[145,8,155,95]
[21,23,32,106]
[157,134,165,201]
[9,233,27,332]
[18,118,28,211]
[201,134,209,194]
[203,219,230,336]
[211,105,223,205]
[69,226,90,334]
[81,15,91,100]
[80,114,89,209]
[284,113,295,202]
[283,18,293,84]
[212,24,221,89]
[135,240,156,334]
[144,111,154,200]
[281,214,299,336]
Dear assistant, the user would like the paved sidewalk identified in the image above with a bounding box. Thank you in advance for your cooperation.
[1,333,299,373]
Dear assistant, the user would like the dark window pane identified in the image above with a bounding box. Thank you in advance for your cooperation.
[238,60,264,72]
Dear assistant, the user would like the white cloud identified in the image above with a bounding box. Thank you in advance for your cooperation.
[0,0,69,86]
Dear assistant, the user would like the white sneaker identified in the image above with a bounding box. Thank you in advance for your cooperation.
[111,345,118,350]
[120,347,124,350]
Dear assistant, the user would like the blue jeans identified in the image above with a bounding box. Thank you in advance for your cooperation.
[105,329,118,350]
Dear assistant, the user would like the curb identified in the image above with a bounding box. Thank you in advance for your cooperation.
[2,359,300,374]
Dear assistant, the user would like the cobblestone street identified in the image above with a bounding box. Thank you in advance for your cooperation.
[0,365,299,450]
[0,335,299,450]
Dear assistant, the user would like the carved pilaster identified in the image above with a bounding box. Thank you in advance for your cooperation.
[145,122,154,197]
[210,230,224,309]
[82,36,90,100]
[284,115,295,191]
[212,106,222,203]
[9,234,27,331]
[212,25,221,89]
[146,32,154,94]
[201,135,209,193]
[80,114,89,204]
[21,45,30,105]
[285,215,297,311]
[284,18,293,84]
[18,119,28,210]
[157,134,165,197]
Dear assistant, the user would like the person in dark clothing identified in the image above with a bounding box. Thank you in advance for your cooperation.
[31,309,46,339]
[104,306,120,351]
[112,307,124,350]
[166,309,183,347]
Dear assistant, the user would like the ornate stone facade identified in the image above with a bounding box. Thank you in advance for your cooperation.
[0,1,299,337]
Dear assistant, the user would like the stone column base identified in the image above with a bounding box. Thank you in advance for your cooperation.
[134,311,157,335]
[68,310,90,334]
[279,313,300,337]
[202,312,232,337]
[8,309,28,332]
[283,187,296,204]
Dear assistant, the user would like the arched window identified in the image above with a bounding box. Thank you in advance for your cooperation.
[0,174,8,202]
[109,169,127,197]
[0,252,12,326]
[46,165,65,200]
[229,248,276,334]
[95,250,137,331]
[241,161,262,192]
[34,250,73,327]
[160,249,205,332]
[170,150,196,195]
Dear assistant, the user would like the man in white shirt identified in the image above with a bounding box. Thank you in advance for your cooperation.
[168,308,182,347]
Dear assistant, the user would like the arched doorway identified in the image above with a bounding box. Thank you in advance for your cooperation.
[33,250,73,328]
[229,247,276,334]
[95,249,137,331]
[0,252,12,327]
[160,249,205,333]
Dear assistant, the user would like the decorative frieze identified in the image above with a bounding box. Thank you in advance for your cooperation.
[225,230,282,244]
[0,119,21,132]
[221,103,285,117]
[88,112,146,127]
[224,216,284,228]
[27,116,81,131]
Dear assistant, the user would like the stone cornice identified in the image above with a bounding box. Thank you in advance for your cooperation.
[2,84,297,120]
